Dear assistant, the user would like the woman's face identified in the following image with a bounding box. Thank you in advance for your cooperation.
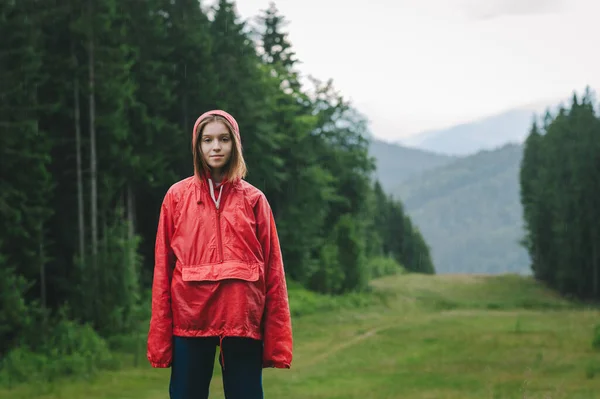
[200,121,233,174]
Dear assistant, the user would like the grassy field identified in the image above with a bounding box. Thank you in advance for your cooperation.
[2,273,600,399]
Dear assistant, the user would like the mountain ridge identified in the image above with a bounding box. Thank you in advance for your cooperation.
[392,143,527,274]
[368,137,528,275]
[394,97,567,156]
[368,138,456,190]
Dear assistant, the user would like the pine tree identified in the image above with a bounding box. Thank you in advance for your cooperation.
[210,0,285,194]
[0,0,54,302]
[520,120,548,281]
[255,2,330,282]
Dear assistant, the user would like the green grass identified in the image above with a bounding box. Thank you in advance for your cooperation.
[2,273,599,399]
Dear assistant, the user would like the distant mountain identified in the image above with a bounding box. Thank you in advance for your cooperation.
[391,143,529,275]
[368,139,456,191]
[398,95,575,156]
[400,108,535,156]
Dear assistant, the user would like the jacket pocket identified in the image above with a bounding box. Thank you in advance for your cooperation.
[180,260,260,282]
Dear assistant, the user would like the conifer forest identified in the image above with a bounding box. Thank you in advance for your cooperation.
[0,0,433,381]
[1,0,599,393]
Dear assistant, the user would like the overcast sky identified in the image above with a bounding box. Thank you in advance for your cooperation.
[220,0,600,141]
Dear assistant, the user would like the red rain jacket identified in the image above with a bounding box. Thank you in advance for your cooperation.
[147,110,293,369]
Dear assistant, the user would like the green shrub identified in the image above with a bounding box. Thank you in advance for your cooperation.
[288,281,379,317]
[0,316,116,387]
[367,256,405,279]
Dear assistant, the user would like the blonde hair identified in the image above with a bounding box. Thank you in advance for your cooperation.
[193,115,247,182]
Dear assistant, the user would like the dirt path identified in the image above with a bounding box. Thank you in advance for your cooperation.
[301,323,395,368]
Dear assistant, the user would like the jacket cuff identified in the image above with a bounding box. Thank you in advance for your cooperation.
[149,360,171,368]
[263,361,291,369]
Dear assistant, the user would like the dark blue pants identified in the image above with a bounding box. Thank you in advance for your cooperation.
[169,336,264,399]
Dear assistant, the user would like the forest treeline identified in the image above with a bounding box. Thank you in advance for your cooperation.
[0,0,434,381]
[520,89,600,301]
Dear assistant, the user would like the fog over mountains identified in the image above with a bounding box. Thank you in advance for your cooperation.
[397,98,564,156]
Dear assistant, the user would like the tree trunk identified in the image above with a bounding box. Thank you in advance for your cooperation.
[127,183,141,367]
[34,82,47,330]
[73,41,85,264]
[127,183,136,266]
[593,229,598,299]
[88,0,98,324]
[182,63,188,133]
[39,223,47,330]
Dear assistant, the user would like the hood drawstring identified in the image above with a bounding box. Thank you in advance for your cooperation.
[208,179,224,209]
[219,335,225,370]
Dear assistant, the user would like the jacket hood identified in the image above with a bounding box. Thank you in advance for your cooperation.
[192,110,242,181]
[192,110,241,148]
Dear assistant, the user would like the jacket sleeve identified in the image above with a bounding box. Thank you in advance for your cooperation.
[256,193,293,369]
[147,190,176,368]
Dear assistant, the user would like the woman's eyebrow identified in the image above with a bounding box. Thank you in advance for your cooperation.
[203,132,230,137]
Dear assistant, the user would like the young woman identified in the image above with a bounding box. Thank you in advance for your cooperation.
[147,110,293,399]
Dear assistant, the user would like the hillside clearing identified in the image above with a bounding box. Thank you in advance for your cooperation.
[2,274,599,399]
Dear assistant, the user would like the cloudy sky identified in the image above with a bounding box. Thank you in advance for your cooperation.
[223,0,600,141]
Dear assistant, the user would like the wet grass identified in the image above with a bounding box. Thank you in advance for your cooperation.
[2,273,599,399]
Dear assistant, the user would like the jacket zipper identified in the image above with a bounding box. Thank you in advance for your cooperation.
[208,179,225,264]
[216,207,224,263]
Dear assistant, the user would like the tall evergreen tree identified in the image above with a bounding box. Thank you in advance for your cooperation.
[0,0,54,352]
[520,89,600,300]
[255,3,330,282]
[210,0,285,195]
[520,121,549,281]
[0,0,54,305]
